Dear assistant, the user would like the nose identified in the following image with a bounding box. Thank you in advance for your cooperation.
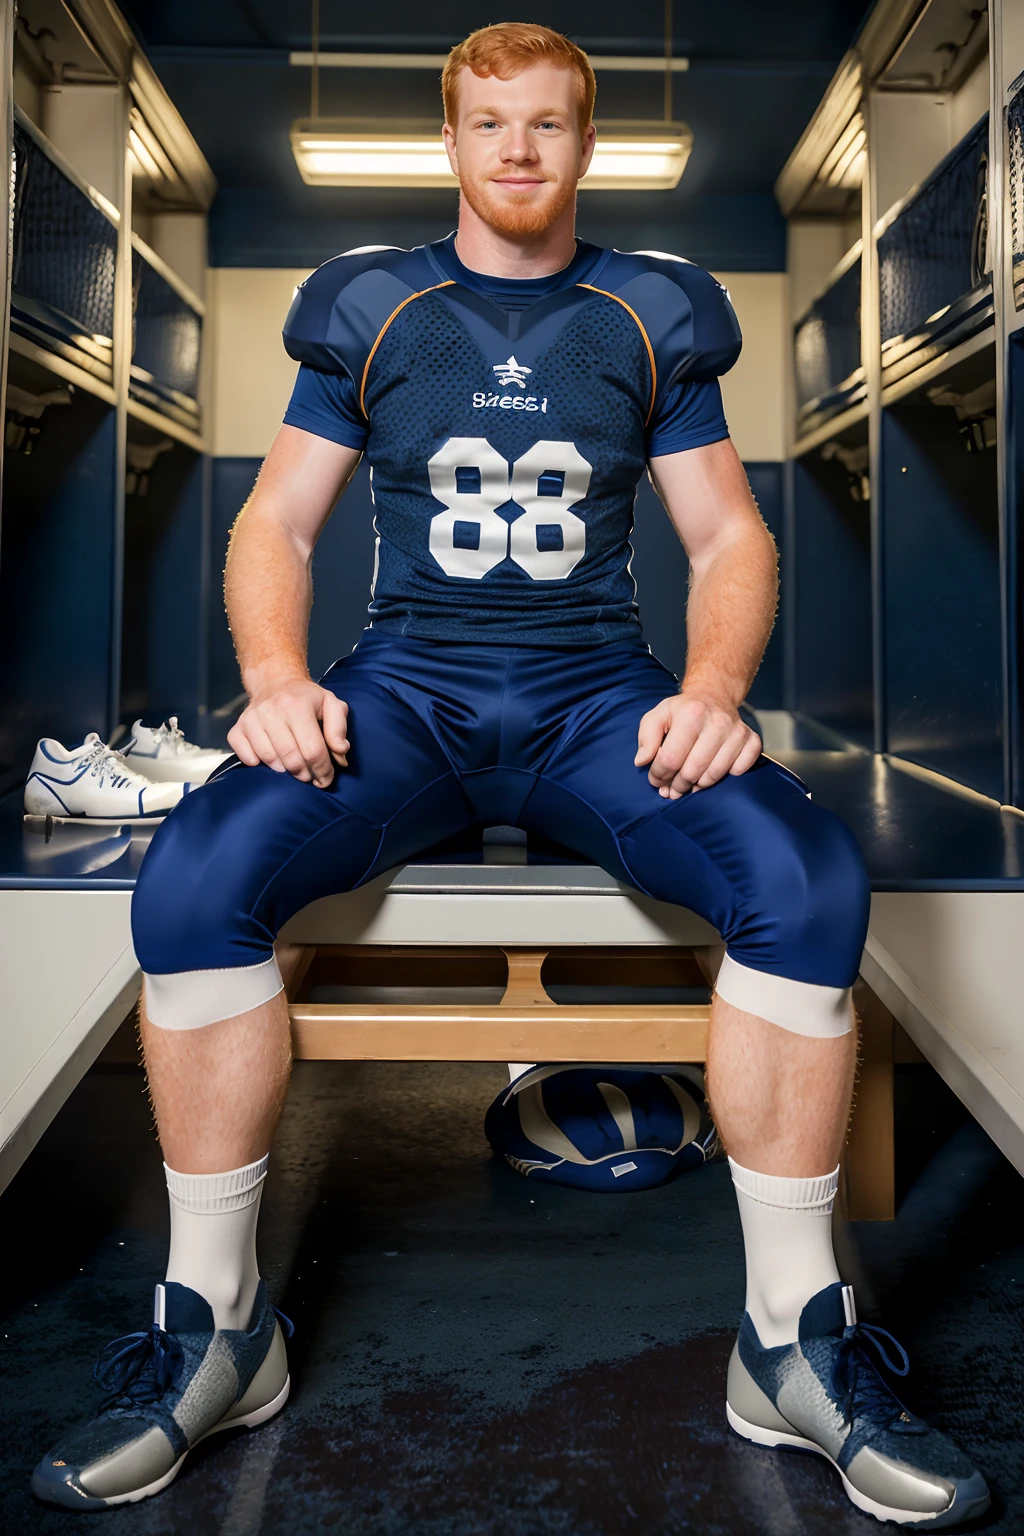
[500,129,539,165]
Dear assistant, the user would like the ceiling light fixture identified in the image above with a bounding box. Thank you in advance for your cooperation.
[290,119,692,190]
[291,0,691,191]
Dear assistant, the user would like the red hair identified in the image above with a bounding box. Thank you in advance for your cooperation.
[442,22,596,133]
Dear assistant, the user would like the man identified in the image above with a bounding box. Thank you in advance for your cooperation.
[34,23,988,1526]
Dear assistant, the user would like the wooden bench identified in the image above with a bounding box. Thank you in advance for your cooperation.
[278,858,896,1220]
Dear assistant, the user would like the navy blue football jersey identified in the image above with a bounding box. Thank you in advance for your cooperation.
[282,234,742,645]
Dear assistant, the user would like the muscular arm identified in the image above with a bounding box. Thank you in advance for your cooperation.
[636,437,778,798]
[225,424,363,786]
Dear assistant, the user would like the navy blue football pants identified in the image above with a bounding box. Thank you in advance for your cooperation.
[132,631,870,1032]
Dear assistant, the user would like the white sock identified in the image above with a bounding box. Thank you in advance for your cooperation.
[729,1157,841,1347]
[507,1062,535,1081]
[164,1156,267,1330]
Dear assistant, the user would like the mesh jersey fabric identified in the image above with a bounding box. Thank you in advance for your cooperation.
[280,235,742,645]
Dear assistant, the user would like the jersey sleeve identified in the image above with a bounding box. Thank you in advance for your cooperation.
[282,364,368,451]
[646,377,729,458]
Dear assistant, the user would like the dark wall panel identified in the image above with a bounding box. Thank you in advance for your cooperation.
[207,457,258,711]
[0,396,119,776]
[208,187,786,273]
[1009,334,1024,806]
[743,463,784,709]
[882,402,1001,799]
[791,449,873,742]
[121,445,208,732]
[208,456,783,712]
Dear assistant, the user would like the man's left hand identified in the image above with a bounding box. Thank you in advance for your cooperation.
[635,692,762,799]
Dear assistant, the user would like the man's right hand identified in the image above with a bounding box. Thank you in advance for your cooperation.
[228,676,350,788]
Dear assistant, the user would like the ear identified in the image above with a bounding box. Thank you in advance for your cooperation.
[578,121,597,178]
[442,122,459,176]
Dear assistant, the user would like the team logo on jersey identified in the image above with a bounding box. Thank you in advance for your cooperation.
[492,355,532,388]
[474,354,548,412]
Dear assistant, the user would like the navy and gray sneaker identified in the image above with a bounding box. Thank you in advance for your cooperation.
[727,1282,989,1528]
[32,1280,290,1510]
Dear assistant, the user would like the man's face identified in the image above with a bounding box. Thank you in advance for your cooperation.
[443,63,597,237]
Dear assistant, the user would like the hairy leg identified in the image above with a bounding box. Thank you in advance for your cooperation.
[705,992,856,1176]
[141,988,292,1174]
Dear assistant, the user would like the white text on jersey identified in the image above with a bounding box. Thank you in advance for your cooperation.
[472,392,549,412]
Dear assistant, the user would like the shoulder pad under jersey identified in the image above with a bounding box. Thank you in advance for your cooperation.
[596,250,742,395]
[282,244,441,381]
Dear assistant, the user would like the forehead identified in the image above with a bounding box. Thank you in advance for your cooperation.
[456,61,579,115]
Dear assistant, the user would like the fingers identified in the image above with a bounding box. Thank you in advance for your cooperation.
[230,681,352,787]
[635,702,671,766]
[646,699,706,796]
[238,714,287,774]
[727,729,763,777]
[288,708,335,787]
[320,691,351,766]
[643,696,763,799]
[694,723,761,789]
[253,711,311,780]
[227,721,261,767]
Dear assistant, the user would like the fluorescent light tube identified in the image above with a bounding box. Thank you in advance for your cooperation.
[290,119,692,191]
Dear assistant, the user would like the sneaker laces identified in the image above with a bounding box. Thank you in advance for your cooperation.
[78,735,148,791]
[830,1320,922,1432]
[151,717,202,757]
[92,1305,293,1411]
[93,1322,184,1409]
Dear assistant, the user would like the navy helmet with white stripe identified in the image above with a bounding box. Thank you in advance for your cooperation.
[485,1065,717,1192]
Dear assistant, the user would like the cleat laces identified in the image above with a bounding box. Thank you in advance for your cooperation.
[830,1320,923,1433]
[93,1323,184,1409]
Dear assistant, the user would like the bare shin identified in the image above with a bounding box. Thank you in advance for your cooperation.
[140,988,293,1174]
[705,993,856,1177]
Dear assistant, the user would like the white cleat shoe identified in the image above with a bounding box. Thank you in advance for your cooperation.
[124,716,230,784]
[24,734,187,820]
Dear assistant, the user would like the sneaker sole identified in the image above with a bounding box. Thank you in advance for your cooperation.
[66,1374,291,1510]
[23,812,172,828]
[726,1402,990,1529]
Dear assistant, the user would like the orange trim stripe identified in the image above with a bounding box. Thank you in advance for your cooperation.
[359,280,456,419]
[577,283,657,425]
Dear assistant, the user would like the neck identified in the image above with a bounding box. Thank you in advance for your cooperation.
[453,197,578,278]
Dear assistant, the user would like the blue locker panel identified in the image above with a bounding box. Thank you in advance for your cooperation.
[121,444,208,733]
[0,394,119,776]
[794,250,864,432]
[791,446,873,743]
[10,113,117,382]
[1008,332,1024,806]
[131,242,203,430]
[882,399,1001,799]
[878,116,991,372]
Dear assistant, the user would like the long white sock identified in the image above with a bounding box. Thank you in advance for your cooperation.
[164,1156,267,1330]
[729,1158,841,1348]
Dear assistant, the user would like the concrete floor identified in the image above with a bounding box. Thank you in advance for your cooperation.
[0,1055,1020,1534]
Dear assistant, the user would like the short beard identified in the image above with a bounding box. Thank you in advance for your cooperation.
[459,170,576,238]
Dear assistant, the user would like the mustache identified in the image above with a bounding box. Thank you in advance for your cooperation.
[482,169,557,184]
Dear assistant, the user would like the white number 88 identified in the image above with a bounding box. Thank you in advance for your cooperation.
[427,436,592,581]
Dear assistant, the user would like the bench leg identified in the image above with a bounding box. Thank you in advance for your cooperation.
[842,977,895,1221]
[277,943,316,1002]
